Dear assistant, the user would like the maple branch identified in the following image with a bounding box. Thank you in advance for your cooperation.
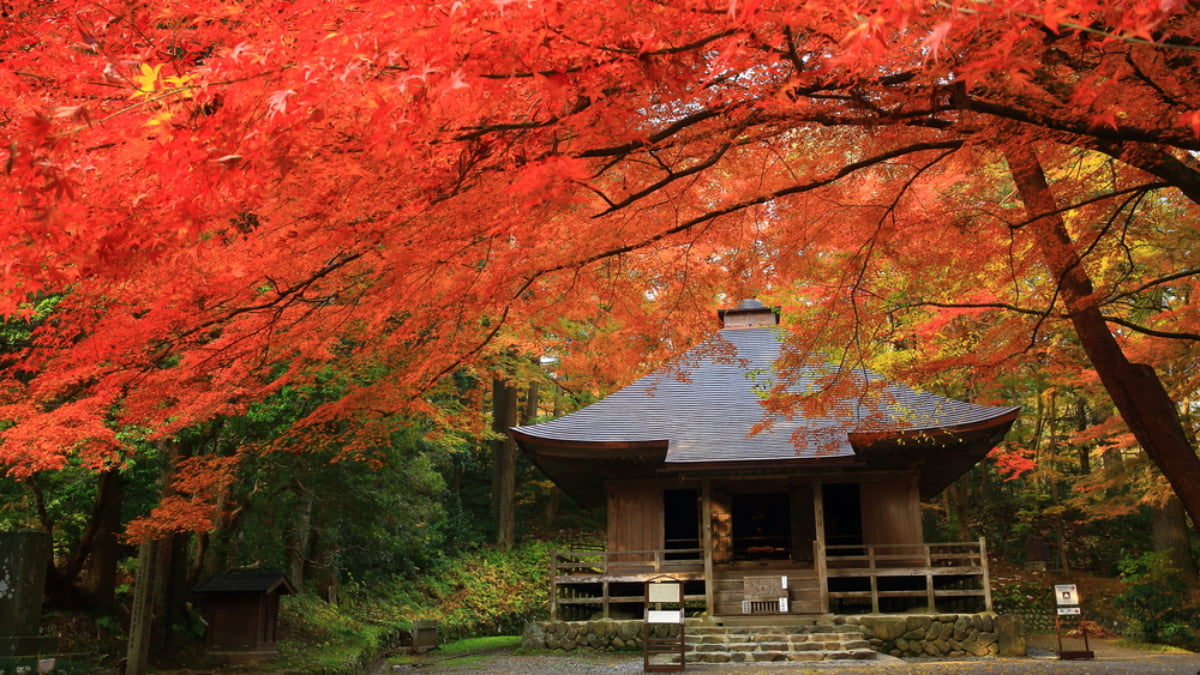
[959,93,1200,152]
[1100,267,1200,309]
[1003,181,1170,231]
[1088,143,1200,206]
[452,97,593,142]
[843,144,962,371]
[593,111,762,217]
[1101,317,1200,342]
[932,0,1200,52]
[578,107,727,158]
[899,300,1049,318]
[894,299,1200,343]
[547,139,965,275]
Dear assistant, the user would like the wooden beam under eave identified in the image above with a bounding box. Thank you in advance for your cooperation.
[702,478,714,616]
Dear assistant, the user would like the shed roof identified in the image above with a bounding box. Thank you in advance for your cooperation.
[512,325,1019,506]
[193,572,295,595]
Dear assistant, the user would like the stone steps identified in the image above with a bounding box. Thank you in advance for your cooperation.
[674,623,878,664]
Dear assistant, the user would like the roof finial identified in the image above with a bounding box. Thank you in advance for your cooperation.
[718,298,779,329]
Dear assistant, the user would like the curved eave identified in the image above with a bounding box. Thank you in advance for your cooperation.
[510,429,669,459]
[512,430,669,508]
[852,407,1021,498]
[660,456,864,475]
[848,406,1022,446]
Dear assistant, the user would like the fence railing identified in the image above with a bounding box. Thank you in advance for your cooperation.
[819,537,992,613]
[548,538,992,618]
[550,548,705,619]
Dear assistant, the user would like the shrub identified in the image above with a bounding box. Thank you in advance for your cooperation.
[1112,551,1199,649]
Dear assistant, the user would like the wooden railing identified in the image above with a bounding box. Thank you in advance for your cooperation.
[819,537,992,614]
[553,548,705,577]
[548,538,992,619]
[550,548,705,620]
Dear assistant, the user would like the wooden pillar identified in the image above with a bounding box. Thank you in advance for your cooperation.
[980,536,993,612]
[549,549,559,620]
[925,543,936,612]
[701,479,714,616]
[813,482,829,614]
[125,540,157,675]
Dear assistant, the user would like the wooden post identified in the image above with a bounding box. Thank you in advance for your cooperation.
[125,540,157,675]
[701,478,714,616]
[814,482,829,614]
[549,549,559,620]
[924,544,936,612]
[602,580,610,619]
[868,544,879,613]
[980,536,993,612]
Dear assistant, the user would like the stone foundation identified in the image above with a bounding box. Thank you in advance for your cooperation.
[523,613,1025,658]
[842,613,1024,657]
[523,619,661,651]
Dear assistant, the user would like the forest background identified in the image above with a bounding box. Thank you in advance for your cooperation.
[1,0,1199,668]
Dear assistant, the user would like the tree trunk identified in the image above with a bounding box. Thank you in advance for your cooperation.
[1074,397,1091,475]
[492,375,518,551]
[1152,494,1198,582]
[80,470,123,613]
[1006,145,1200,534]
[288,488,314,588]
[157,532,190,665]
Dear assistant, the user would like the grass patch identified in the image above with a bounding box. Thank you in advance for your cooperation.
[436,655,492,667]
[438,635,523,654]
[387,635,522,667]
[1113,638,1193,653]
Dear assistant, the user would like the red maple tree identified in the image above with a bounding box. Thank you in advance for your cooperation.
[2,0,1199,535]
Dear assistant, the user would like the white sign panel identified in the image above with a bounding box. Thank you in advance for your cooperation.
[647,582,681,603]
[1057,607,1082,615]
[1054,584,1079,606]
[647,609,682,624]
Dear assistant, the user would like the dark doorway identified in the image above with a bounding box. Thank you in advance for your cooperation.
[823,483,863,554]
[663,489,699,558]
[732,492,791,560]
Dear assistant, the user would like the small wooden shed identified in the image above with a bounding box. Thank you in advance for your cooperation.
[193,572,295,653]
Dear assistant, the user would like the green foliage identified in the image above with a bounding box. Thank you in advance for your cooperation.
[1113,551,1200,648]
[414,539,553,639]
[273,591,405,673]
[269,540,555,672]
[436,635,523,654]
[989,575,1047,615]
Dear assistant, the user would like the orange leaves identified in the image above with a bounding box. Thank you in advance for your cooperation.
[989,444,1037,481]
[0,0,1197,539]
[1183,110,1200,138]
[123,454,241,543]
[510,155,593,210]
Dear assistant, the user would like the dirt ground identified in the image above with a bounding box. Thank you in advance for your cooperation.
[388,637,1200,675]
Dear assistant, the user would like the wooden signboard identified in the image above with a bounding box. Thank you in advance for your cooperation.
[643,577,685,672]
[1053,583,1093,660]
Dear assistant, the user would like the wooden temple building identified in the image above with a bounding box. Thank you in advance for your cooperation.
[511,300,1020,620]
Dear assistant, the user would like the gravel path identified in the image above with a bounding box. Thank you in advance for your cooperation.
[388,639,1200,675]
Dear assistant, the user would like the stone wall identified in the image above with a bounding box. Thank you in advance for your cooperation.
[522,613,1025,658]
[840,613,1025,657]
[523,620,674,652]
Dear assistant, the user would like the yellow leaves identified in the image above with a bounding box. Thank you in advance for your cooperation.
[131,63,194,99]
[130,63,195,127]
[130,63,162,97]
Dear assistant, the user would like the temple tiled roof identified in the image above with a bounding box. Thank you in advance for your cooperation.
[513,326,1020,468]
